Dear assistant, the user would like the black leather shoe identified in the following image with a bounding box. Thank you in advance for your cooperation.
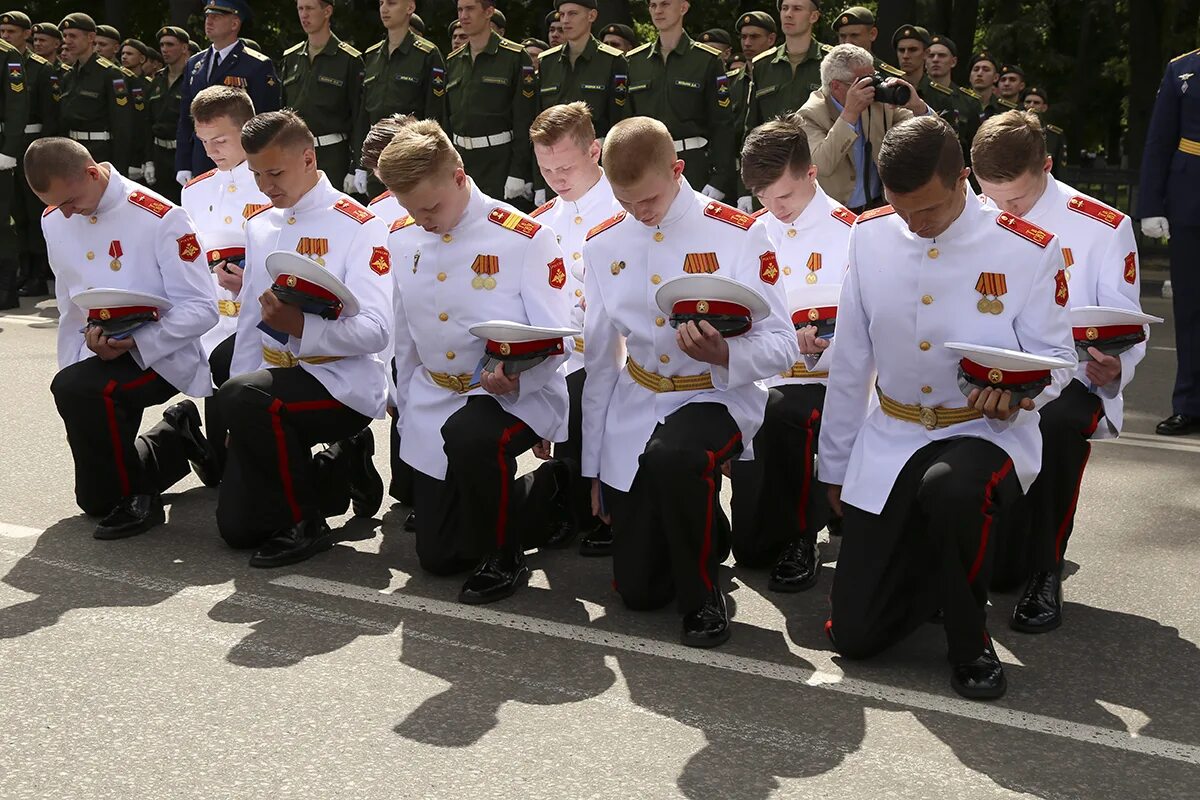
[94,494,165,539]
[578,522,613,557]
[768,540,821,593]
[682,589,730,648]
[459,550,529,604]
[18,280,48,298]
[249,518,335,568]
[403,510,417,532]
[1010,570,1063,633]
[0,292,17,310]
[1156,414,1200,436]
[346,429,384,518]
[826,514,843,536]
[951,638,1007,700]
[162,400,220,487]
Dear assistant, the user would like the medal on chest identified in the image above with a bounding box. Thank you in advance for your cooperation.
[975,271,1007,314]
[1062,247,1074,282]
[108,240,122,272]
[806,252,822,284]
[296,237,329,266]
[471,254,499,290]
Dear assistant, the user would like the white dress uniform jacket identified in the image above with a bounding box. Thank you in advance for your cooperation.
[758,185,855,386]
[530,172,621,373]
[819,195,1078,515]
[983,178,1144,438]
[229,174,393,419]
[368,189,407,227]
[45,167,218,398]
[388,181,573,480]
[581,185,801,492]
[180,160,272,356]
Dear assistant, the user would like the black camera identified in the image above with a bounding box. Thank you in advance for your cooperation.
[861,74,911,106]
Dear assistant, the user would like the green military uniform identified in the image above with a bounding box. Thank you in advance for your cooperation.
[281,32,364,191]
[626,33,736,198]
[981,92,1018,120]
[536,37,629,137]
[147,67,185,203]
[919,75,982,161]
[0,36,31,306]
[745,39,830,133]
[1036,114,1067,176]
[446,31,538,202]
[58,54,137,173]
[121,63,151,177]
[12,40,60,294]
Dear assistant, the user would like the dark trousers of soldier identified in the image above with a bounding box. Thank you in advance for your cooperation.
[601,403,743,615]
[152,144,181,204]
[679,148,713,197]
[1169,226,1200,416]
[204,334,236,477]
[829,437,1020,665]
[315,141,351,198]
[0,167,18,302]
[731,384,829,567]
[50,353,191,516]
[215,366,370,548]
[388,358,414,505]
[553,367,601,532]
[13,154,50,290]
[411,395,562,573]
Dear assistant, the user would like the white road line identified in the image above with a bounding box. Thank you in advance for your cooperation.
[1151,346,1176,352]
[0,523,44,538]
[0,313,56,326]
[275,574,1200,767]
[1097,432,1200,454]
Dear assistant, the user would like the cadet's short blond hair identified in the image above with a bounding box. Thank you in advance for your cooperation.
[971,110,1048,182]
[602,117,677,186]
[530,102,597,151]
[24,137,94,192]
[376,119,462,195]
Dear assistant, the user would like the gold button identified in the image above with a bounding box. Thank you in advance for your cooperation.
[659,354,670,364]
[446,351,455,360]
[921,294,933,305]
[438,312,449,321]
[650,274,661,284]
[228,184,237,192]
[224,216,232,224]
[287,217,296,225]
[927,247,939,259]
[921,385,933,394]
[654,231,664,242]
[787,228,797,238]
[86,251,94,260]
[783,267,792,275]
[574,289,582,298]
[919,341,931,351]
[437,272,447,282]
[89,216,97,224]
[574,215,583,225]
[442,233,453,243]
[655,316,665,327]
[572,252,581,261]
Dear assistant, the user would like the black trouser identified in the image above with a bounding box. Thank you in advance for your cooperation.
[204,334,236,476]
[13,151,49,283]
[1169,224,1200,416]
[388,358,414,505]
[215,366,370,548]
[0,166,17,298]
[731,384,829,567]
[50,353,191,516]
[460,144,532,210]
[553,367,600,531]
[830,438,1020,664]
[152,143,181,204]
[602,403,743,615]
[434,396,562,567]
[315,140,351,197]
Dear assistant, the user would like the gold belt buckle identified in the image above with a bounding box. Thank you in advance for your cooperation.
[658,376,673,392]
[918,406,938,430]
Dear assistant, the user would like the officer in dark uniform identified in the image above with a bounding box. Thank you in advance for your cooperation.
[57,14,134,176]
[600,23,637,54]
[446,0,538,205]
[745,1,830,135]
[176,0,281,183]
[1022,85,1066,175]
[924,34,982,164]
[354,0,446,198]
[1138,47,1200,436]
[625,1,735,200]
[148,26,191,204]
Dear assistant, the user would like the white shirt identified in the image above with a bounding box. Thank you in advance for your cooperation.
[45,168,218,397]
[180,160,271,356]
[367,189,407,227]
[581,186,801,492]
[388,181,572,480]
[819,194,1078,515]
[983,177,1144,438]
[230,174,393,419]
[206,42,239,80]
[531,172,621,373]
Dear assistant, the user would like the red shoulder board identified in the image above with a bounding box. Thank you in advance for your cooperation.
[128,191,171,218]
[488,206,541,238]
[368,190,393,207]
[530,198,557,218]
[856,205,895,223]
[586,210,626,241]
[1067,195,1124,229]
[184,168,217,188]
[244,203,273,221]
[831,206,858,227]
[703,200,754,230]
[42,204,59,218]
[996,212,1054,248]
[390,215,416,233]
[750,208,768,219]
[333,197,375,224]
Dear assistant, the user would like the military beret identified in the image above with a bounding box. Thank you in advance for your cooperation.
[187,40,201,55]
[1024,86,1048,102]
[156,26,190,44]
[490,9,506,27]
[928,34,956,56]
[448,20,462,37]
[59,13,97,33]
[602,23,637,46]
[0,11,31,29]
[1000,63,1025,79]
[121,38,150,58]
[892,24,931,48]
[32,22,63,40]
[203,0,252,21]
[545,10,560,26]
[409,13,425,35]
[147,50,164,63]
[95,24,121,41]
[240,37,262,53]
[556,0,598,9]
[522,37,550,51]
[833,6,875,29]
[700,29,733,47]
[737,11,776,34]
[969,51,999,70]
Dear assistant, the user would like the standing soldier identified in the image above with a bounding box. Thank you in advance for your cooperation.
[745,0,829,134]
[600,23,637,54]
[56,13,135,179]
[118,38,154,184]
[446,0,538,206]
[729,10,776,211]
[1022,86,1067,175]
[281,0,364,195]
[32,22,62,64]
[997,64,1026,107]
[93,25,122,61]
[547,11,566,47]
[625,0,735,201]
[925,34,982,164]
[969,51,1015,119]
[352,0,446,199]
[176,0,281,186]
[148,27,191,204]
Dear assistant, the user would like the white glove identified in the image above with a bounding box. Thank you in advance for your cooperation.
[176,170,192,187]
[128,165,144,180]
[342,172,357,194]
[503,176,526,201]
[737,195,754,212]
[0,153,16,170]
[701,184,726,201]
[353,169,368,195]
[1141,216,1170,240]
[143,161,156,185]
[533,189,547,207]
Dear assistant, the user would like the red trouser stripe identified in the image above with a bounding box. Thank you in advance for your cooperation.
[495,421,528,548]
[101,370,161,497]
[967,458,1013,584]
[268,398,303,524]
[796,408,821,531]
[1053,406,1102,563]
[699,432,743,591]
[284,399,343,413]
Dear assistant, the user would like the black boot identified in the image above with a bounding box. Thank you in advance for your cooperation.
[249,517,336,568]
[541,460,577,549]
[682,588,730,648]
[162,399,220,487]
[403,510,417,532]
[1010,570,1063,633]
[950,637,1007,700]
[578,521,614,557]
[346,429,384,518]
[1156,414,1200,436]
[0,257,18,310]
[768,539,821,593]
[459,549,529,604]
[94,494,165,539]
[826,514,843,536]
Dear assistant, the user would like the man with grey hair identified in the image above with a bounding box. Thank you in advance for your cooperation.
[798,43,927,210]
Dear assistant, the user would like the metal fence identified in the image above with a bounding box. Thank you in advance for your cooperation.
[1059,167,1168,260]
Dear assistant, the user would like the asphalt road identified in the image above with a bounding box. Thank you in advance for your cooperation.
[1,291,1197,800]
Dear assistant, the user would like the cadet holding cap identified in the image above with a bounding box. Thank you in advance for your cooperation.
[601,23,637,53]
[147,26,191,203]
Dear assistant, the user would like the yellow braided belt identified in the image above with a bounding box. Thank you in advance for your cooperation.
[781,362,828,379]
[217,299,241,317]
[876,388,983,430]
[1179,137,1200,156]
[261,346,343,368]
[573,336,585,354]
[426,369,480,394]
[627,357,714,393]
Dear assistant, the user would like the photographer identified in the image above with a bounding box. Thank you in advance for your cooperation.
[798,43,928,211]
